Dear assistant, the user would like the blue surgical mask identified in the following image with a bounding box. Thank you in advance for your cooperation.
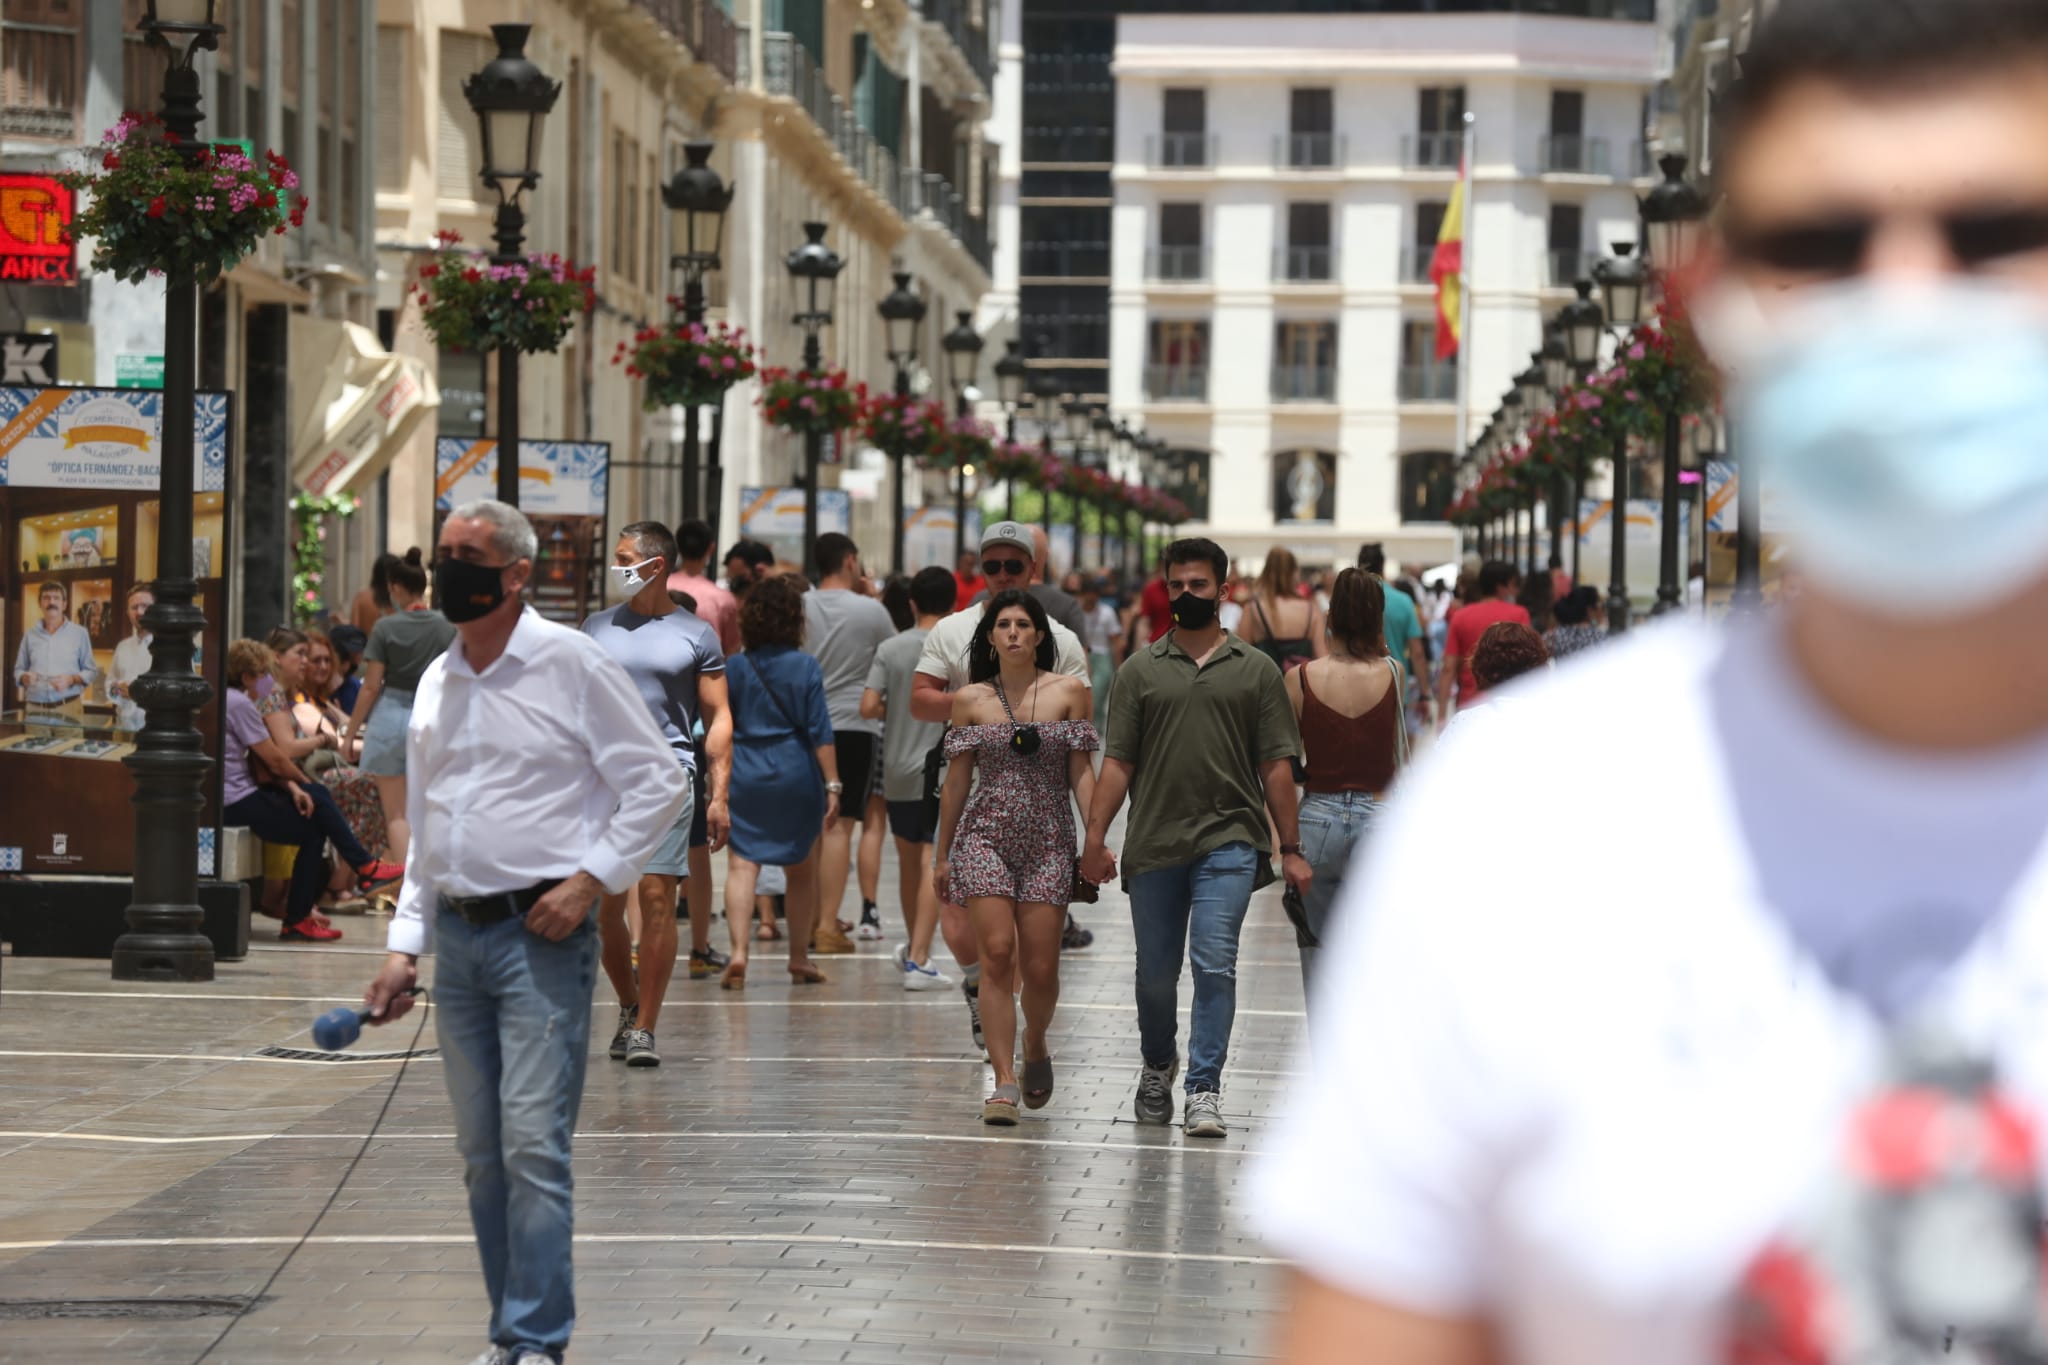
[1715,279,2048,619]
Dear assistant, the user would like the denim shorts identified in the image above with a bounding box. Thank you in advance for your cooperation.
[358,688,414,776]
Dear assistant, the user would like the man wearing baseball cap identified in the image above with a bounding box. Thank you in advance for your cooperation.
[910,522,1095,1049]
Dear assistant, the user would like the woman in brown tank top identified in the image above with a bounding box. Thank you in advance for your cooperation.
[1281,568,1408,1009]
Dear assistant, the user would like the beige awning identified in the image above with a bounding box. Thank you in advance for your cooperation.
[289,315,439,496]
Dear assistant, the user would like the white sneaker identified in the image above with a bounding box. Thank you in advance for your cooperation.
[468,1348,512,1365]
[902,958,953,991]
[856,912,884,940]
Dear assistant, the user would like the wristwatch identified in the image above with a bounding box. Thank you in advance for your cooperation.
[1279,843,1303,858]
[826,781,844,794]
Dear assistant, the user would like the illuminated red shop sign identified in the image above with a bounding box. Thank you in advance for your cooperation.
[0,174,76,285]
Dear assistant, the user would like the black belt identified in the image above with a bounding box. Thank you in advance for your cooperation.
[439,879,562,926]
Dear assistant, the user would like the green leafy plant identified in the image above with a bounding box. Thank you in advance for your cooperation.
[412,230,594,355]
[58,112,304,285]
[289,491,358,626]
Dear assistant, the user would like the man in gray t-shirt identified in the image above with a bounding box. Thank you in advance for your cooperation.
[803,533,898,947]
[579,522,734,1068]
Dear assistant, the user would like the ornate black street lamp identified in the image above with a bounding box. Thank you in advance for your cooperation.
[663,140,733,530]
[941,312,983,565]
[1516,358,1557,575]
[463,23,560,506]
[1593,244,1648,631]
[1541,325,1578,581]
[877,270,926,572]
[785,222,843,574]
[114,0,226,982]
[1639,154,1710,616]
[1031,363,1061,549]
[993,339,1028,521]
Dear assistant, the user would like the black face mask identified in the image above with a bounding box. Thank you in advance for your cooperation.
[1170,591,1219,631]
[434,556,511,624]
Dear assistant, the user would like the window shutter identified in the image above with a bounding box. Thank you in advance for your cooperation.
[375,26,407,192]
[436,30,486,201]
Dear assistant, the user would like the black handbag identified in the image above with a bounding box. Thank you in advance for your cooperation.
[1281,885,1318,949]
[921,733,948,832]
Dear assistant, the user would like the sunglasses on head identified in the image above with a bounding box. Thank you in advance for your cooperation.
[983,558,1028,577]
[1724,205,2048,275]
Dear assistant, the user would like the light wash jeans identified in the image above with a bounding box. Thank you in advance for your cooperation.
[433,904,599,1363]
[1295,790,1384,1010]
[1127,840,1260,1092]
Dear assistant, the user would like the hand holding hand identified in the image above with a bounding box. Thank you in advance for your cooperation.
[1080,843,1117,886]
[362,953,418,1025]
[525,871,600,942]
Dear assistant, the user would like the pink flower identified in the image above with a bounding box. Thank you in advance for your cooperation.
[1627,343,1646,361]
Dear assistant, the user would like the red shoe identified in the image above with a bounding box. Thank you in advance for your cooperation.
[280,920,344,942]
[356,859,405,889]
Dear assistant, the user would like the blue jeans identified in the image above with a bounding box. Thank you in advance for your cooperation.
[224,784,372,926]
[1127,841,1260,1093]
[433,905,599,1362]
[1295,791,1383,1009]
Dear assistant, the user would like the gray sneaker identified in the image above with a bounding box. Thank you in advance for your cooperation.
[1184,1088,1227,1139]
[962,978,986,1056]
[624,1028,659,1068]
[1133,1057,1179,1125]
[607,1002,636,1061]
[467,1348,512,1365]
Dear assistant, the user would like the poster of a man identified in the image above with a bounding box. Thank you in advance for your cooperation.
[107,581,153,731]
[13,580,97,711]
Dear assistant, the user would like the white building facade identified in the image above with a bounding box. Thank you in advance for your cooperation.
[1104,8,1662,571]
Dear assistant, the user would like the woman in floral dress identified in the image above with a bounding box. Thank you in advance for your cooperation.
[934,590,1099,1125]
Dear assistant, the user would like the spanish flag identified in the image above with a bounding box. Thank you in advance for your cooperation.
[1430,155,1469,362]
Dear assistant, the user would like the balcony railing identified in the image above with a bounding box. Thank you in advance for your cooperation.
[1276,245,1336,283]
[1023,125,1113,164]
[1145,365,1209,403]
[1020,243,1110,278]
[902,166,994,275]
[1403,132,1463,170]
[1272,365,1337,403]
[1276,132,1343,170]
[632,0,739,83]
[762,32,928,233]
[1147,246,1208,283]
[1398,365,1459,403]
[1,20,78,140]
[1147,132,1215,170]
[1547,248,1596,288]
[1629,139,1654,178]
[924,0,995,94]
[1539,134,1610,176]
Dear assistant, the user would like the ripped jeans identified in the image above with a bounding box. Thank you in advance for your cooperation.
[1127,841,1260,1093]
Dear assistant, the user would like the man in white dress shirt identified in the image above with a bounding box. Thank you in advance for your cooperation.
[362,499,685,1365]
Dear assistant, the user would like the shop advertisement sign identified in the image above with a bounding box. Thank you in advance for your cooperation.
[1571,497,1689,609]
[901,506,981,574]
[434,437,608,516]
[0,173,75,285]
[739,487,850,570]
[0,385,233,877]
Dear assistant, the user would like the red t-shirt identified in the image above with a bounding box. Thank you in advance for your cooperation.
[954,574,987,612]
[1445,598,1533,705]
[1139,577,1172,643]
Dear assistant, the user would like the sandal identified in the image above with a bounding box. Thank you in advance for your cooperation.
[788,963,827,985]
[720,960,747,991]
[755,919,783,942]
[982,1083,1021,1126]
[1021,1054,1055,1110]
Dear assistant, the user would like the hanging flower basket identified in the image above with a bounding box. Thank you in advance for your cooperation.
[411,231,594,355]
[924,415,995,472]
[757,365,862,436]
[983,439,1043,484]
[614,318,757,410]
[58,113,305,285]
[858,392,947,457]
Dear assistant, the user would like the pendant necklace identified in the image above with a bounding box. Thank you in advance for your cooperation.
[994,671,1042,755]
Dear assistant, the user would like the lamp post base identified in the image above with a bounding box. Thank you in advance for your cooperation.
[111,914,217,981]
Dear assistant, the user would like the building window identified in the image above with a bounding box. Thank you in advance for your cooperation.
[1282,202,1332,281]
[1146,319,1209,402]
[1542,89,1607,174]
[1160,447,1212,523]
[1154,87,1208,168]
[1020,204,1109,277]
[1405,199,1447,283]
[1548,202,1585,288]
[1273,449,1337,524]
[375,26,407,194]
[1399,319,1456,402]
[1400,450,1457,523]
[1285,88,1334,168]
[1152,202,1204,281]
[1409,85,1465,169]
[1273,321,1337,402]
[437,348,488,438]
[436,30,488,201]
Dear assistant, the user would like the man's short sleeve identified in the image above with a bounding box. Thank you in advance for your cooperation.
[915,616,957,681]
[865,646,891,695]
[1104,656,1144,764]
[1254,664,1302,763]
[1051,622,1090,682]
[696,625,726,676]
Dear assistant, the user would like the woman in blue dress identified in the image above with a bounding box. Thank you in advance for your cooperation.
[719,573,841,990]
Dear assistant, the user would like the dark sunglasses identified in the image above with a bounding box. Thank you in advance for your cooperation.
[983,558,1028,577]
[1724,206,2048,275]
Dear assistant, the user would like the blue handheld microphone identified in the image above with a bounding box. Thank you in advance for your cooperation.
[313,987,423,1051]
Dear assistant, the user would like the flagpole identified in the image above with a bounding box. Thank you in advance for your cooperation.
[1452,110,1477,461]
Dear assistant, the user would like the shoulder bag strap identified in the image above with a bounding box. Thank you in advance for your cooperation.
[739,653,817,754]
[1387,655,1410,771]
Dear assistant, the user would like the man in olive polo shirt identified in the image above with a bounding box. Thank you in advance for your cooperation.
[1080,536,1310,1140]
